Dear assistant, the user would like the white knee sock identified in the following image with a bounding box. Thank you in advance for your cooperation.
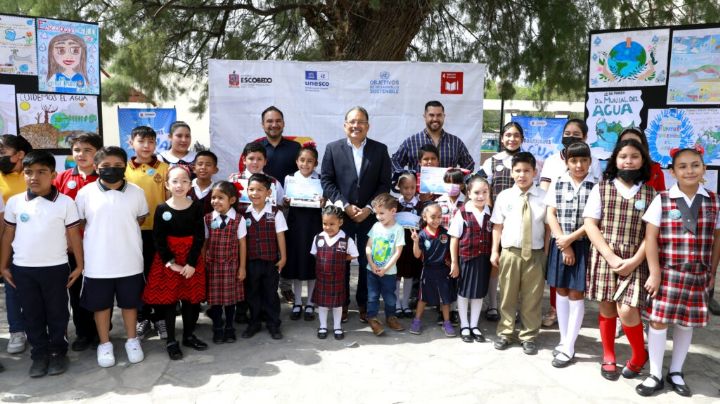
[556,294,570,347]
[402,278,413,309]
[488,276,498,309]
[395,279,403,310]
[293,280,303,305]
[332,307,343,330]
[642,326,667,386]
[563,299,585,357]
[669,324,693,385]
[306,280,316,306]
[470,298,483,328]
[318,306,329,329]
[457,296,470,328]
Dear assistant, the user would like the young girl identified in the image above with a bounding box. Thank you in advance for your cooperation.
[478,122,524,322]
[204,181,247,344]
[583,139,656,381]
[158,121,197,173]
[448,175,493,343]
[311,203,359,340]
[637,146,718,397]
[409,203,455,336]
[544,142,595,367]
[143,166,206,360]
[394,171,422,317]
[46,33,88,94]
[617,128,665,192]
[436,168,466,230]
[284,144,323,321]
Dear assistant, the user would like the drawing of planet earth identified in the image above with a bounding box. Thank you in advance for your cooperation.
[607,41,647,78]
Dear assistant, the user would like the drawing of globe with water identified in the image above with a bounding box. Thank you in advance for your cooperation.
[607,40,646,78]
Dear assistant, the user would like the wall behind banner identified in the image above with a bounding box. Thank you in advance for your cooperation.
[209,60,485,178]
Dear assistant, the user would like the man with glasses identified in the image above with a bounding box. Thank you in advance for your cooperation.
[321,106,392,324]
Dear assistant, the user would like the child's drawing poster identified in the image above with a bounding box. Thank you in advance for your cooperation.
[37,18,99,95]
[586,90,643,159]
[667,27,720,105]
[16,93,98,149]
[0,15,36,75]
[646,108,720,167]
[589,29,670,88]
[0,84,17,135]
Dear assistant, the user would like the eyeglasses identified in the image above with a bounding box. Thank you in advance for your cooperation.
[345,120,368,126]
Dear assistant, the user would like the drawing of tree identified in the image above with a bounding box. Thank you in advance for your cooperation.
[42,105,58,124]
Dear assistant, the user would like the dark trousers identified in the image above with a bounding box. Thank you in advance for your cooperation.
[208,304,236,331]
[68,254,97,340]
[246,259,281,329]
[162,301,200,342]
[342,216,375,308]
[138,230,160,322]
[12,264,70,360]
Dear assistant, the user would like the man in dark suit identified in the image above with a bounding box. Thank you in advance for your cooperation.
[321,106,391,323]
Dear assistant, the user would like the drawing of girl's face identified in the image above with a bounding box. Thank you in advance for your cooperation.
[52,38,83,73]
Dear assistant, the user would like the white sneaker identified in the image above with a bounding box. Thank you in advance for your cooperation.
[97,342,116,368]
[125,337,144,364]
[7,331,27,354]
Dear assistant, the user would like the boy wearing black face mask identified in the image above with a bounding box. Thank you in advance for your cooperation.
[75,146,149,368]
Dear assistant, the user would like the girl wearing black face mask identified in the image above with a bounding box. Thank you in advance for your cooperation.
[618,128,666,192]
[583,138,655,383]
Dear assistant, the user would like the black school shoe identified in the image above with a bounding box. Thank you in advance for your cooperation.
[241,325,261,339]
[47,354,68,376]
[460,328,473,343]
[601,362,620,381]
[522,341,538,355]
[224,329,237,343]
[636,375,664,396]
[268,327,283,340]
[71,336,91,352]
[334,329,345,340]
[212,329,225,344]
[471,327,485,343]
[494,337,512,350]
[182,335,209,351]
[166,341,184,360]
[29,358,49,378]
[666,372,692,397]
[290,305,302,321]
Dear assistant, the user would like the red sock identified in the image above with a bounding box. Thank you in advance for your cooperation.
[550,287,556,308]
[622,322,647,369]
[598,315,617,365]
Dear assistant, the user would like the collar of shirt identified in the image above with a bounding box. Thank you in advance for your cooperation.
[191,178,212,199]
[129,155,160,169]
[559,171,595,193]
[292,170,320,179]
[246,202,273,218]
[510,184,540,197]
[160,151,196,164]
[399,196,419,207]
[464,204,491,224]
[436,193,466,205]
[71,166,98,178]
[26,185,59,202]
[212,208,237,221]
[669,184,708,205]
[262,137,292,149]
[423,128,446,142]
[346,138,367,151]
[97,180,128,192]
[320,230,346,246]
[611,179,642,199]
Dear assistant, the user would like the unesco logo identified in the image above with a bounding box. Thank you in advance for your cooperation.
[304,70,330,92]
[370,71,400,94]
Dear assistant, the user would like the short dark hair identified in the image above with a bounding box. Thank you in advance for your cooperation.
[564,142,591,160]
[248,172,272,190]
[211,180,239,201]
[196,150,218,165]
[242,142,267,158]
[322,204,344,220]
[345,106,369,121]
[94,146,128,165]
[603,139,651,184]
[261,106,284,121]
[0,134,33,154]
[424,100,444,112]
[130,126,157,140]
[371,193,398,210]
[418,144,440,161]
[563,119,589,137]
[68,132,102,150]
[443,168,465,185]
[22,150,55,171]
[511,151,536,169]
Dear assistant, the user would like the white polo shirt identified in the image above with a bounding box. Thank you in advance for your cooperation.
[642,185,720,229]
[204,208,248,239]
[582,180,642,220]
[76,181,149,279]
[490,184,547,249]
[4,188,80,267]
[245,203,288,232]
[448,204,491,238]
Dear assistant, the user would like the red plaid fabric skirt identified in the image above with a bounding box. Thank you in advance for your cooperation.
[206,258,244,306]
[587,241,649,308]
[650,264,712,327]
[143,236,206,304]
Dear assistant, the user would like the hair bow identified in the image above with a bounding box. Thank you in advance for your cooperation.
[669,144,705,159]
[324,200,344,208]
[302,141,317,148]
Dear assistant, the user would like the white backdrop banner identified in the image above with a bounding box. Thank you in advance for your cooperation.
[209,60,485,178]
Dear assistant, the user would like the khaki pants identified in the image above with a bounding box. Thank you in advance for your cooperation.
[496,247,546,342]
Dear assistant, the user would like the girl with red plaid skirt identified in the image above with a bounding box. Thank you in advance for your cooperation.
[583,139,656,382]
[143,166,207,360]
[311,204,359,340]
[204,181,247,344]
[637,147,719,397]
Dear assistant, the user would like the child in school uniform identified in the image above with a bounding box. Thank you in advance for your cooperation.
[188,150,219,215]
[311,203,359,340]
[637,146,718,397]
[204,181,246,344]
[490,151,548,355]
[241,173,288,340]
[124,126,170,340]
[143,166,207,360]
[416,144,441,204]
[157,121,197,173]
[394,171,422,318]
[583,139,656,381]
[436,168,466,230]
[229,142,285,209]
[544,142,595,368]
[449,175,493,343]
[284,143,322,321]
[617,128,666,192]
[76,146,149,368]
[0,151,84,377]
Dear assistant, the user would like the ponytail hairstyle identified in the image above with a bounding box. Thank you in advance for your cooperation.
[321,204,345,221]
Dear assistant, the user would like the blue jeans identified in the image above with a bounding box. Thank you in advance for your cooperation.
[366,271,397,319]
[4,280,25,333]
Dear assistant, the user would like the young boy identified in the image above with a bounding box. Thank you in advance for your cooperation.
[0,150,84,377]
[76,146,149,368]
[490,152,549,355]
[54,132,102,352]
[0,134,32,355]
[365,193,406,336]
[416,144,440,203]
[241,173,287,340]
[124,126,170,339]
[189,150,218,215]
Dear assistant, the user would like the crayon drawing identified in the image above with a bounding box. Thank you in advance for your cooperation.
[0,15,36,75]
[37,18,99,95]
[16,93,98,149]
